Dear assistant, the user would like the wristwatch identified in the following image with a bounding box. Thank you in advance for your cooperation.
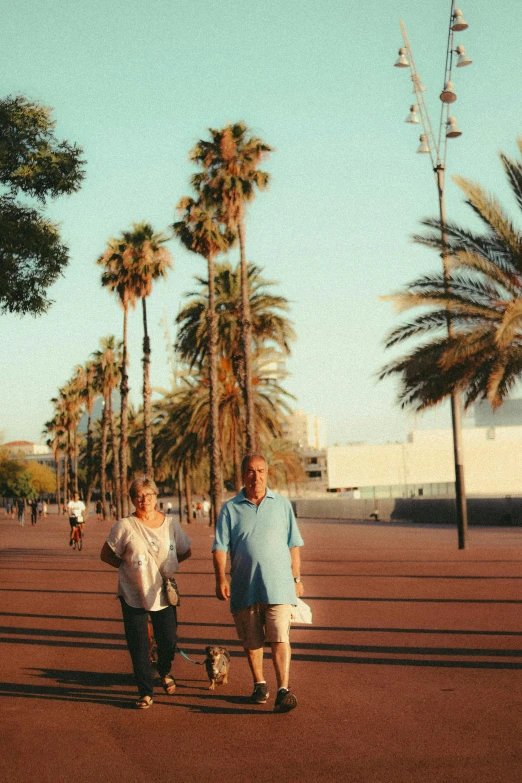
[294,577,302,583]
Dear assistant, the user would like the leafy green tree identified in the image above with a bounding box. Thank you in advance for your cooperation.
[0,454,33,498]
[0,95,85,315]
[380,139,522,411]
[190,123,273,451]
[26,461,56,496]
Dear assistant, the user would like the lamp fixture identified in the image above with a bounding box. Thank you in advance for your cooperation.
[456,45,472,67]
[394,47,409,67]
[440,81,457,103]
[451,8,468,32]
[446,116,462,138]
[405,104,420,123]
[417,134,430,154]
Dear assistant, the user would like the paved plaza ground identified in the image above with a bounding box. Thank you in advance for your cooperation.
[0,511,521,783]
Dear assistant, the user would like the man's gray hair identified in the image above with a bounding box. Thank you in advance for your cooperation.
[129,475,159,499]
[241,453,267,476]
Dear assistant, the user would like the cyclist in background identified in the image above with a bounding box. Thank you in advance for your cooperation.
[68,492,86,546]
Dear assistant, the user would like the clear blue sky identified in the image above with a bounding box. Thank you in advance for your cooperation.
[2,0,521,446]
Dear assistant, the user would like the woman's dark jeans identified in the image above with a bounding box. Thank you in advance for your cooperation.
[119,598,178,697]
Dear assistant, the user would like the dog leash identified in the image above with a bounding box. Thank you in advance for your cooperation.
[176,645,204,665]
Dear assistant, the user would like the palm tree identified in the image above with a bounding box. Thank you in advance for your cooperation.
[98,224,172,491]
[190,123,273,452]
[51,382,82,499]
[176,260,295,488]
[71,360,98,510]
[43,417,66,511]
[98,236,136,516]
[265,439,306,494]
[122,222,173,476]
[176,260,295,377]
[154,381,204,524]
[92,336,122,518]
[173,197,233,521]
[155,353,294,494]
[380,139,522,412]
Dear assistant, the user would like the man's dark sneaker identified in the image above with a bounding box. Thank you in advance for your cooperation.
[251,682,269,703]
[273,688,297,713]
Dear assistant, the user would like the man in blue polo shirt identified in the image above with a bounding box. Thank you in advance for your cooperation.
[212,452,305,713]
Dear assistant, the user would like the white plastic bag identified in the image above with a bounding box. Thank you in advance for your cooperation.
[291,598,312,624]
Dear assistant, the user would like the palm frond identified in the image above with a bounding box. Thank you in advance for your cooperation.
[499,150,522,214]
[383,311,451,348]
[453,175,522,266]
[496,299,522,350]
[449,250,521,298]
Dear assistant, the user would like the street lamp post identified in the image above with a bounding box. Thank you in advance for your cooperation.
[394,2,472,549]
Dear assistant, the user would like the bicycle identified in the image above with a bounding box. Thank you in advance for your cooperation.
[71,523,83,551]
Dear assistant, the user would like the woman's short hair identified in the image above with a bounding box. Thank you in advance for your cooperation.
[129,475,158,499]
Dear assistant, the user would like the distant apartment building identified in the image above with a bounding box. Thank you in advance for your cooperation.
[285,410,328,492]
[286,409,327,450]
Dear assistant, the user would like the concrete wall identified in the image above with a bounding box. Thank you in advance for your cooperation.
[293,496,522,526]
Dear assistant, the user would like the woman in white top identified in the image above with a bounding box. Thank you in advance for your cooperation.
[100,475,192,709]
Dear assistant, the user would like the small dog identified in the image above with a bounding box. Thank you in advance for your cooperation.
[205,645,231,690]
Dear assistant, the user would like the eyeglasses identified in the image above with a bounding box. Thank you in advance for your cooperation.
[135,493,157,502]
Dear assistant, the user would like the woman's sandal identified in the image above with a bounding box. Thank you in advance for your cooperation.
[136,695,153,710]
[161,675,176,695]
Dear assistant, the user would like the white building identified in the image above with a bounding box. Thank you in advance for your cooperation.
[327,426,522,498]
[2,441,55,468]
[3,440,50,456]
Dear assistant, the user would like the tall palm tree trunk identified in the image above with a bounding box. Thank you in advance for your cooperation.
[63,439,69,508]
[142,297,153,478]
[207,253,223,523]
[177,467,184,523]
[100,394,109,519]
[85,405,94,510]
[237,217,256,453]
[184,465,193,524]
[109,392,122,518]
[54,450,61,512]
[232,416,242,493]
[72,428,79,496]
[120,304,130,516]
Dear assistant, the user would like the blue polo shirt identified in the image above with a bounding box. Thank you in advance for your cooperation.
[212,488,304,613]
